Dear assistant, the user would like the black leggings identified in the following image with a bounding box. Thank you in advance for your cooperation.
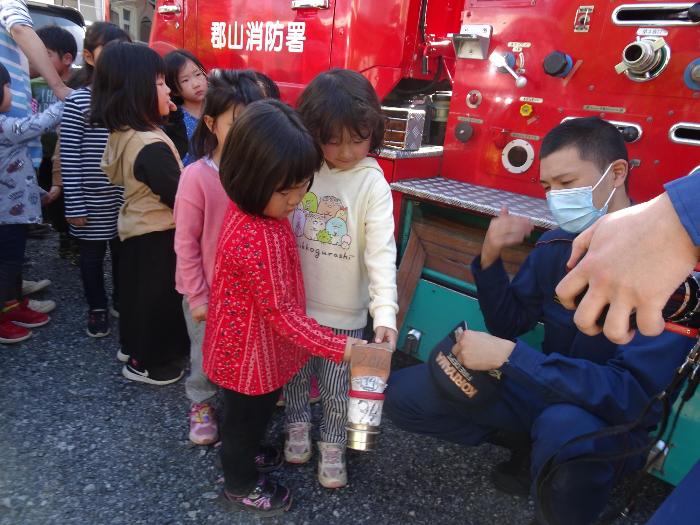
[220,388,281,494]
[0,224,26,304]
[119,229,188,367]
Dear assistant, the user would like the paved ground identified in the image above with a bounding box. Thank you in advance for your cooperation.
[0,234,674,525]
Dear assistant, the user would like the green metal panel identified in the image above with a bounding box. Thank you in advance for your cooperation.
[398,278,544,362]
[650,396,700,486]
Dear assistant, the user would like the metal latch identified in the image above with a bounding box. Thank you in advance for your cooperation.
[291,0,330,9]
[646,439,669,473]
[403,328,422,356]
[157,4,181,15]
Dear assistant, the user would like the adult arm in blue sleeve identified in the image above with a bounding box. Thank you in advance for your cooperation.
[471,253,544,340]
[665,171,700,246]
[503,331,694,426]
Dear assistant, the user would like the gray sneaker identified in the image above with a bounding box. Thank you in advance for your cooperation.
[317,441,347,488]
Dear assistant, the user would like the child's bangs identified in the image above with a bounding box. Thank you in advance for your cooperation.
[317,103,373,144]
[275,131,321,191]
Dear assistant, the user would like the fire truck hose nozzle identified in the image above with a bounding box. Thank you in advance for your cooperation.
[617,38,666,76]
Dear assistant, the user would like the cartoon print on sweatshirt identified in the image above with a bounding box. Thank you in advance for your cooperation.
[294,191,352,250]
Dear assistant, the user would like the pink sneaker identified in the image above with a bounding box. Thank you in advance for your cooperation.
[188,403,218,445]
[310,375,321,404]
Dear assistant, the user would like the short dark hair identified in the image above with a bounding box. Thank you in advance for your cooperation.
[164,49,206,105]
[0,62,9,87]
[220,99,322,216]
[254,71,280,100]
[90,42,166,132]
[36,25,77,61]
[540,117,629,171]
[297,68,385,153]
[0,62,9,108]
[70,21,130,88]
[191,69,270,159]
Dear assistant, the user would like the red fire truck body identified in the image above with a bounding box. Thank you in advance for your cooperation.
[150,0,700,486]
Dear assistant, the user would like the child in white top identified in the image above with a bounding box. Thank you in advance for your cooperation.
[283,69,398,488]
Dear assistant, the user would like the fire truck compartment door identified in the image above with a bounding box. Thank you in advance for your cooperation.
[196,0,336,103]
[151,0,185,53]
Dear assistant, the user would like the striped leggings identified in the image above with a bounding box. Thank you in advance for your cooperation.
[283,327,364,445]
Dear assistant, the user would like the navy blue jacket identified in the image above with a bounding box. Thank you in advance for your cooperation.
[471,228,694,428]
[666,171,700,246]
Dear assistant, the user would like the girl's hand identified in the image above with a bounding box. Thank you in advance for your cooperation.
[67,216,87,227]
[343,336,367,362]
[45,185,62,204]
[374,326,398,350]
[191,304,208,323]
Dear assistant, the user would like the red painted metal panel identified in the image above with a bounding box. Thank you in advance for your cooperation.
[150,0,185,54]
[442,2,700,202]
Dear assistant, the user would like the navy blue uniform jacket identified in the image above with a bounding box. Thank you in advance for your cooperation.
[471,228,694,429]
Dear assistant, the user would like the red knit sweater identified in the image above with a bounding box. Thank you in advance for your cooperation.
[202,204,347,395]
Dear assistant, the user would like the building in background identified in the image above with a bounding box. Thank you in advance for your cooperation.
[109,0,154,42]
[29,0,155,42]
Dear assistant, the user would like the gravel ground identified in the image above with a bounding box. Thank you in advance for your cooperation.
[0,234,674,525]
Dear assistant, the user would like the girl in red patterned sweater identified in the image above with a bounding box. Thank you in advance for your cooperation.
[201,99,362,517]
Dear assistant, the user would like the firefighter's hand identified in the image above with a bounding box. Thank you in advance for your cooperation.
[67,216,87,227]
[451,329,515,371]
[481,206,533,269]
[191,304,208,323]
[556,193,699,344]
[374,326,398,350]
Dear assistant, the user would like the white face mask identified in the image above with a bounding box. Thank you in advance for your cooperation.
[546,163,617,233]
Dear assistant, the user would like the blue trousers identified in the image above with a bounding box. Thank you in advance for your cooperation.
[384,364,646,525]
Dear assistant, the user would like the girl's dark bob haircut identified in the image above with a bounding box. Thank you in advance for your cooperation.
[190,69,270,160]
[90,42,166,132]
[164,49,206,105]
[297,68,385,153]
[220,99,321,217]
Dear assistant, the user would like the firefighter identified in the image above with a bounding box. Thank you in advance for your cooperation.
[384,117,695,525]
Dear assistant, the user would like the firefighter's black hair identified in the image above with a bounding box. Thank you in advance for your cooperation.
[297,68,385,154]
[70,22,130,88]
[90,42,166,132]
[164,49,207,105]
[191,69,276,160]
[540,117,629,172]
[36,25,78,61]
[220,99,321,216]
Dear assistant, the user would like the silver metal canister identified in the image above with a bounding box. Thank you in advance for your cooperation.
[346,343,393,451]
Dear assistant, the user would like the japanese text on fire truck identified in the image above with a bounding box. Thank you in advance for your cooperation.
[210,21,306,53]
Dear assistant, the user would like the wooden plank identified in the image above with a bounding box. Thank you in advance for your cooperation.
[396,229,426,331]
[412,215,532,268]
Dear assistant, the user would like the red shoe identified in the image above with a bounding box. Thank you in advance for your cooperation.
[0,316,32,344]
[4,299,50,328]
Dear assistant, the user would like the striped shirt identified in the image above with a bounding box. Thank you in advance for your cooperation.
[0,0,40,166]
[60,87,123,240]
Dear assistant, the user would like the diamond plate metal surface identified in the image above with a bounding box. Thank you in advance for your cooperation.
[391,177,556,229]
[377,145,444,160]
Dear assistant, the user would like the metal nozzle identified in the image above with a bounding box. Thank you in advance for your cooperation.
[615,38,666,75]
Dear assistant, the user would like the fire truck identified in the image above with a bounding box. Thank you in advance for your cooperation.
[149,0,700,488]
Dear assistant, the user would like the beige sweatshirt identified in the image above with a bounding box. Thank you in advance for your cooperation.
[291,157,398,331]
